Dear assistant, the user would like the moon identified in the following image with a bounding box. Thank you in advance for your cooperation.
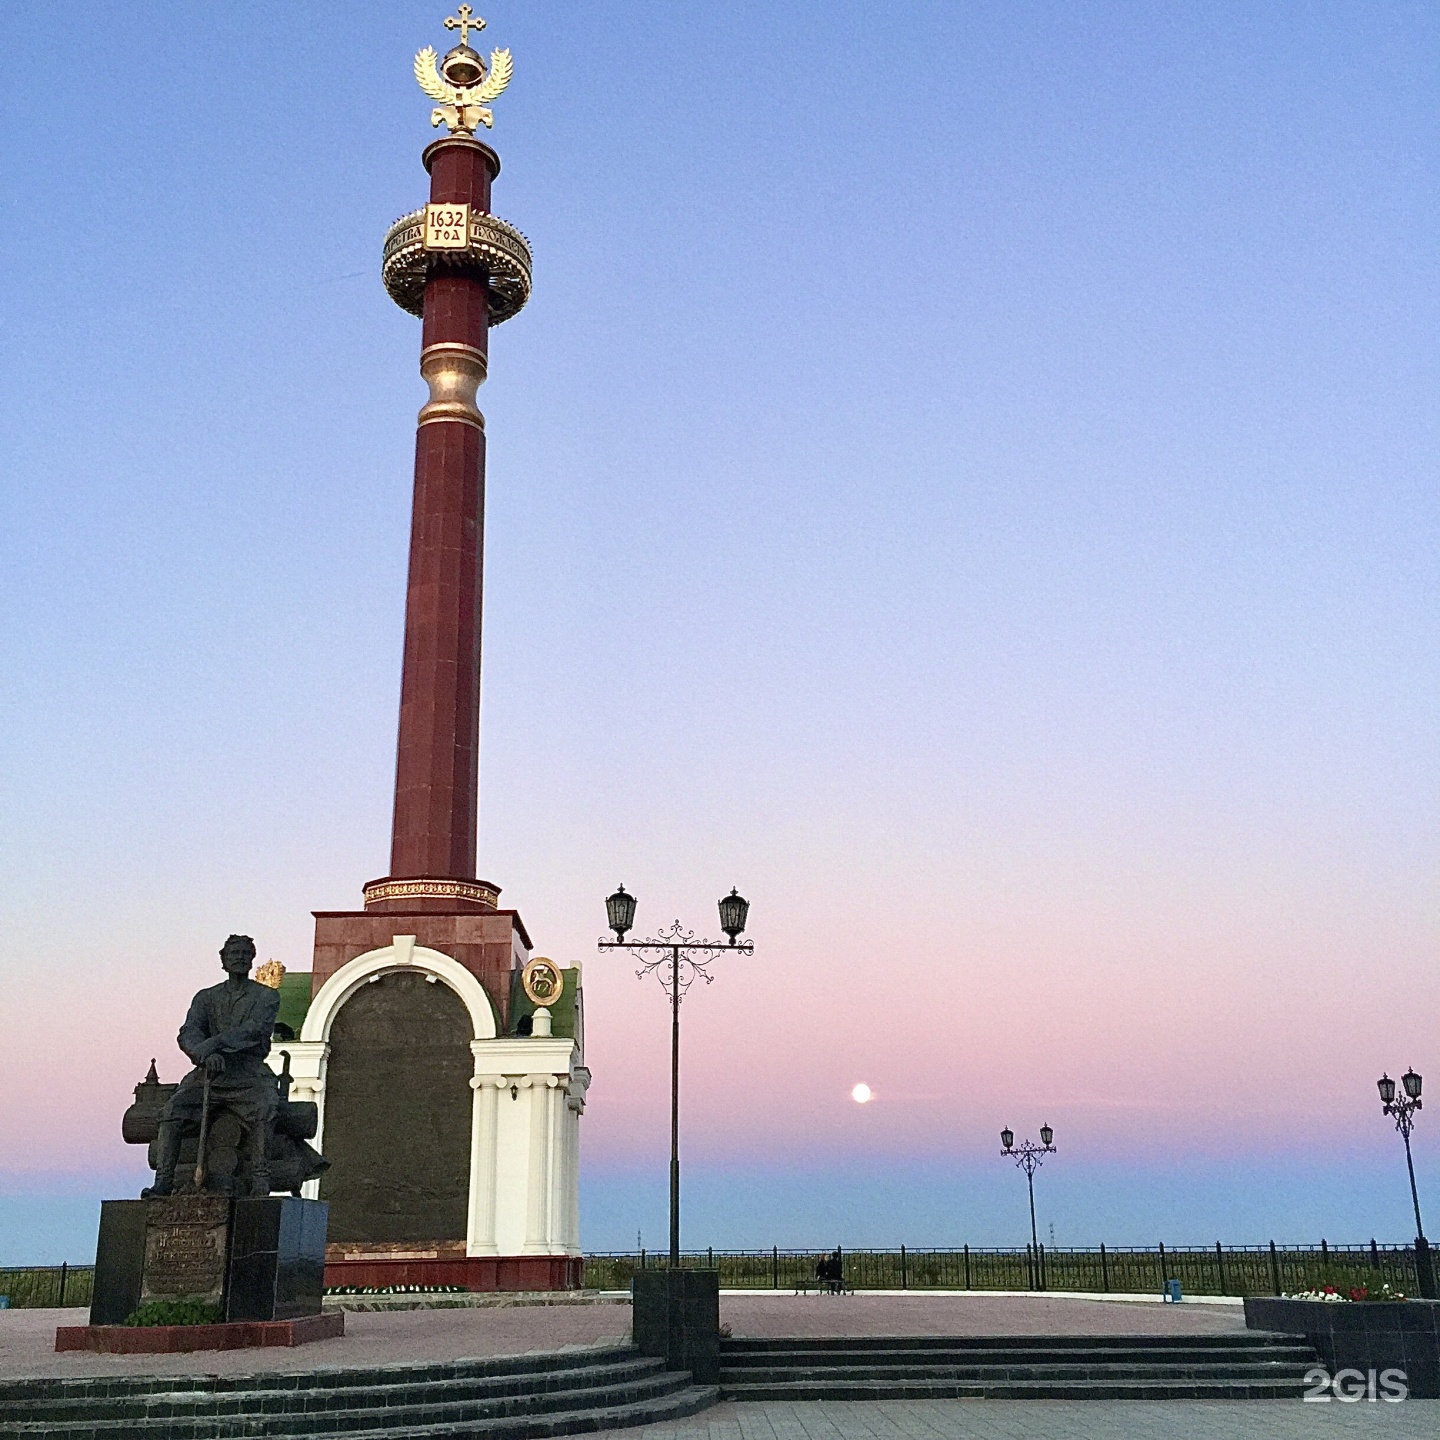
[851,1083,873,1104]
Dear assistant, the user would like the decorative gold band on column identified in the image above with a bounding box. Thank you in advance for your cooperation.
[418,343,488,428]
[363,876,501,908]
[382,208,533,322]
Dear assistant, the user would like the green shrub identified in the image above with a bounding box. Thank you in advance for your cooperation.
[122,1298,223,1327]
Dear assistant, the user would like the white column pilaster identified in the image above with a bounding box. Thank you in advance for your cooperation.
[567,1096,582,1254]
[546,1080,569,1250]
[521,1075,556,1253]
[467,1070,501,1255]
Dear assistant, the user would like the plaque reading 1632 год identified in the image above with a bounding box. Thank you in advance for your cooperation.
[140,1194,231,1306]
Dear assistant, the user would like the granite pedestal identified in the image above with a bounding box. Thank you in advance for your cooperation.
[632,1270,720,1385]
[90,1196,328,1326]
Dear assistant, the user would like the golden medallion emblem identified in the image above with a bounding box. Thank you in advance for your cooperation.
[521,956,563,1007]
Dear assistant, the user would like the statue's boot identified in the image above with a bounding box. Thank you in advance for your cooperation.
[143,1120,183,1198]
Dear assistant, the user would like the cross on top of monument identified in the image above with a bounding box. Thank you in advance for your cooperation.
[444,6,486,47]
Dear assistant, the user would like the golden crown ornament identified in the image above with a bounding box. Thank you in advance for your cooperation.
[415,6,513,134]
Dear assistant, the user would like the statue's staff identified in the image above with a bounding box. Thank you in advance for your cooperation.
[192,1068,213,1190]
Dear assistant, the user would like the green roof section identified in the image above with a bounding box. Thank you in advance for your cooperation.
[274,971,313,1038]
[267,966,580,1041]
[509,966,578,1039]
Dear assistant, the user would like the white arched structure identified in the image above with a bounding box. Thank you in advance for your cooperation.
[301,937,498,1044]
[269,934,587,1258]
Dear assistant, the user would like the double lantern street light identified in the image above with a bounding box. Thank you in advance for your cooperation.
[1377,1068,1436,1299]
[600,885,753,1267]
[1001,1124,1056,1291]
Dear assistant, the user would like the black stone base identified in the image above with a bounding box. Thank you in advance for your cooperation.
[1245,1297,1440,1398]
[90,1197,328,1326]
[632,1270,720,1385]
[228,1197,328,1321]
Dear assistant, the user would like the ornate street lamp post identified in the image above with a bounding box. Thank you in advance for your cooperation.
[1377,1068,1436,1298]
[1001,1124,1056,1291]
[600,887,753,1266]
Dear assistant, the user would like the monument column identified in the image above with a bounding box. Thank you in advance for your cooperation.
[311,15,533,1006]
[359,19,532,921]
[303,11,586,1293]
[384,135,493,895]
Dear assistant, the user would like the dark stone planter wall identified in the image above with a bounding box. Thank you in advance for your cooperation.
[1245,1297,1440,1398]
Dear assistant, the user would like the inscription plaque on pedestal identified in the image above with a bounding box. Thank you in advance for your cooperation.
[140,1194,231,1307]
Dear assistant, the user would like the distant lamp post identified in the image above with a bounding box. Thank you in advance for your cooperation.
[600,887,754,1266]
[1001,1125,1057,1291]
[1377,1068,1436,1299]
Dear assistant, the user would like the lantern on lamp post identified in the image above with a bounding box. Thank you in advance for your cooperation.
[599,887,754,1266]
[1377,1068,1435,1298]
[1000,1125,1058,1290]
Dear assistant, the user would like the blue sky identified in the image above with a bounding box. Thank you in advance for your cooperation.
[1,1,1437,1262]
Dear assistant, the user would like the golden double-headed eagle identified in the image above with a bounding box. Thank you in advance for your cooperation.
[415,6,513,134]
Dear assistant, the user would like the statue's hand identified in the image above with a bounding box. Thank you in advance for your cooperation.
[204,1053,226,1077]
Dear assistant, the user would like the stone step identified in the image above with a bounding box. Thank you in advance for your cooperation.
[3,1372,697,1440]
[1,1356,669,1426]
[0,1345,631,1406]
[0,1353,716,1440]
[721,1343,1316,1367]
[721,1378,1308,1401]
[714,1331,1317,1402]
[1,1383,720,1440]
[721,1331,1289,1352]
[721,1360,1313,1385]
[0,1365,688,1434]
[295,1385,722,1440]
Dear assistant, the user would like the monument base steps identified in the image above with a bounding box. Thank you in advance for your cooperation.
[3,1345,717,1440]
[718,1332,1322,1400]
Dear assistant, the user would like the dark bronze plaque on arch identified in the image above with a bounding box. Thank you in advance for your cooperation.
[320,971,473,1243]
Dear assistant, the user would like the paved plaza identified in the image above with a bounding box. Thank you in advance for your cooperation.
[1,1294,1244,1381]
[593,1397,1439,1440]
[714,1293,1245,1338]
[0,1303,630,1380]
[5,1293,1437,1436]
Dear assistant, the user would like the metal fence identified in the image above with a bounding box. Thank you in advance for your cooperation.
[2,1244,1419,1308]
[0,1264,94,1310]
[581,1242,1420,1297]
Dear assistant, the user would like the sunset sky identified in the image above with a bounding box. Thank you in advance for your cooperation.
[2,0,1437,1262]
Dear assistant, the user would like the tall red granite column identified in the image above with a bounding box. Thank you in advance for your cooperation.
[394,138,491,894]
[314,119,533,1003]
[305,33,586,1292]
[370,137,499,916]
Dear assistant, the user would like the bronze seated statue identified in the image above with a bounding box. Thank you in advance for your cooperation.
[122,935,328,1199]
[124,1054,329,1198]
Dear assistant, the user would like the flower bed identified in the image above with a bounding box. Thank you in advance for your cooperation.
[1284,1283,1406,1303]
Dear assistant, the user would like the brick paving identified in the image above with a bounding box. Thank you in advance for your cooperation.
[592,1397,1439,1440]
[4,1294,1235,1381]
[0,1304,631,1380]
[719,1294,1244,1338]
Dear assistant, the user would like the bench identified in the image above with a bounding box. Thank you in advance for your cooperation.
[794,1275,853,1296]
